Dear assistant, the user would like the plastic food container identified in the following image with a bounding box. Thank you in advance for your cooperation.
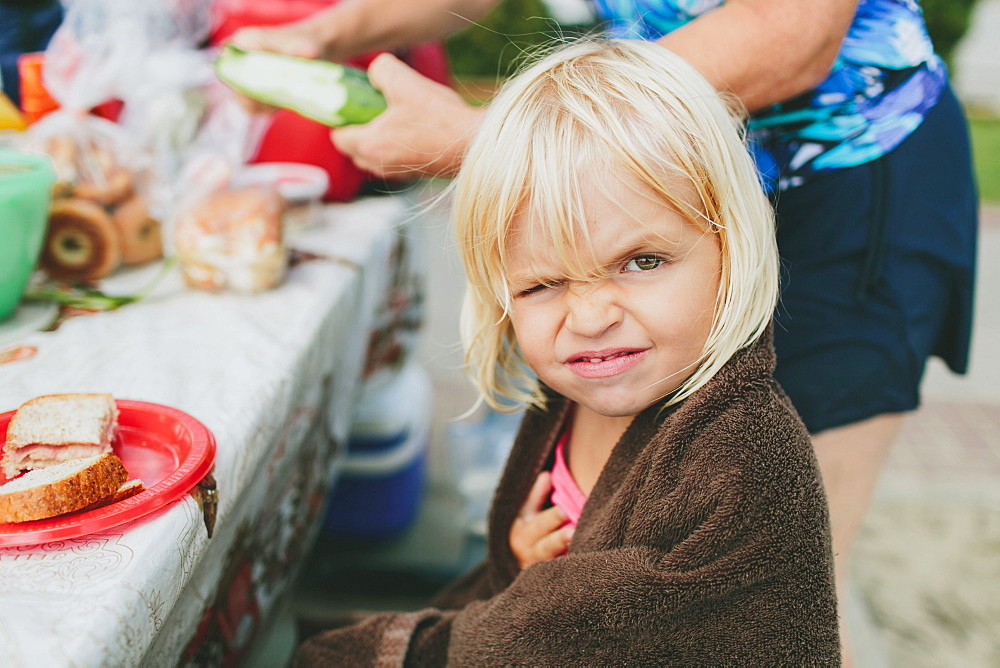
[232,162,329,232]
[0,148,55,321]
[323,361,432,540]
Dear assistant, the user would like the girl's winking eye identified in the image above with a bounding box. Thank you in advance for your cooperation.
[517,280,564,297]
[623,254,666,272]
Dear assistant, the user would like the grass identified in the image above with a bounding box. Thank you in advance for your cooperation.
[969,112,1000,204]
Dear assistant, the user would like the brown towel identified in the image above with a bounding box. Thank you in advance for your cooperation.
[295,327,840,666]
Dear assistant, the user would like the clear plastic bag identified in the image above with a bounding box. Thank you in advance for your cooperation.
[42,0,212,112]
[18,0,261,279]
[40,0,218,215]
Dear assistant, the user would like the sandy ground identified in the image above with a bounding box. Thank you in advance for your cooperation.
[848,207,1000,666]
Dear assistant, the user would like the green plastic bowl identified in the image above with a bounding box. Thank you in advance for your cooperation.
[0,148,55,322]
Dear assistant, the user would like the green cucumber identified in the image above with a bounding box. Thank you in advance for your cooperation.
[214,44,387,127]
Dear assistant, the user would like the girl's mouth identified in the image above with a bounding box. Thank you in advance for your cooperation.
[566,349,647,378]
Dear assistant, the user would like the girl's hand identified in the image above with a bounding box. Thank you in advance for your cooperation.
[509,471,575,569]
[330,53,485,179]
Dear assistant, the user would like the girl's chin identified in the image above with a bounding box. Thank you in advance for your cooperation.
[571,394,659,420]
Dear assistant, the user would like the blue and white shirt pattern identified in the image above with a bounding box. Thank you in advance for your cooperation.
[589,0,946,190]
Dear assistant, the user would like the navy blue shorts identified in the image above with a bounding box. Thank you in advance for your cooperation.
[771,86,978,434]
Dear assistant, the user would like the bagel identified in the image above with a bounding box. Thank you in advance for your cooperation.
[39,198,121,282]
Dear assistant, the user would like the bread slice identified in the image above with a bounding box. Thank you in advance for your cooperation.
[78,478,145,513]
[0,453,128,523]
[3,393,118,478]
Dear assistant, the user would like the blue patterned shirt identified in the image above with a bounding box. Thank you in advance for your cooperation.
[589,0,947,190]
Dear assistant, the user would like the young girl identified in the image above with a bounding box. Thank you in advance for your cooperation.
[295,39,839,665]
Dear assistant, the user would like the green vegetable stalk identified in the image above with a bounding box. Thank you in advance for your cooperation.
[214,45,387,127]
[24,258,178,312]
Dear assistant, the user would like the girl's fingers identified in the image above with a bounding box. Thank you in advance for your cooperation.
[510,472,576,569]
[530,504,569,537]
[536,524,575,561]
[519,471,553,520]
[511,514,575,568]
[511,504,566,546]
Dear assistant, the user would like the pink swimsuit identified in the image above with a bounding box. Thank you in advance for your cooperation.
[550,430,587,527]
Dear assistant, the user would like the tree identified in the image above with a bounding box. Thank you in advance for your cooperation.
[445,0,558,79]
[922,0,981,70]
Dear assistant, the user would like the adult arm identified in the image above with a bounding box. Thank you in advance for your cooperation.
[229,0,501,62]
[656,0,860,112]
[327,0,861,176]
[234,0,860,177]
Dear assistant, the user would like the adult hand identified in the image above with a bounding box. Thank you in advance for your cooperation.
[228,21,325,59]
[509,472,574,570]
[225,22,328,116]
[331,53,486,179]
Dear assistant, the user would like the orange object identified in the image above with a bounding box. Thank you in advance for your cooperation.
[17,52,59,124]
[15,52,125,125]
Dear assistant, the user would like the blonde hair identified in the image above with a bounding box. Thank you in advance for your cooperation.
[452,38,778,411]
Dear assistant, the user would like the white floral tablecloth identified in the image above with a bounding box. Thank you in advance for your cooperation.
[0,194,421,667]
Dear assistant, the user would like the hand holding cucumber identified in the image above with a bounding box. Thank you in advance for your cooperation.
[215,43,484,178]
[215,44,387,127]
[330,53,485,179]
[227,22,326,61]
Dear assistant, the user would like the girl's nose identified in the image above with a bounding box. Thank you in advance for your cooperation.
[564,282,623,338]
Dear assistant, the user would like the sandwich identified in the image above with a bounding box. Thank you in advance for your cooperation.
[78,477,146,513]
[2,393,119,478]
[0,453,128,523]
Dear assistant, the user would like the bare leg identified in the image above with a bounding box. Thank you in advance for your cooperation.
[811,413,905,667]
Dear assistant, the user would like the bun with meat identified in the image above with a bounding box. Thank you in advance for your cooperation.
[0,394,146,523]
[2,393,119,478]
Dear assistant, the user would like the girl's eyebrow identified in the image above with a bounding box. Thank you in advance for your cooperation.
[508,239,670,287]
[593,229,680,266]
[507,266,560,287]
[506,219,687,285]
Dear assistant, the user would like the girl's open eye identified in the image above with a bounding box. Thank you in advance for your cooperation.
[623,254,665,272]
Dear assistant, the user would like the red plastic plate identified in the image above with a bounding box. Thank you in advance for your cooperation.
[0,400,216,547]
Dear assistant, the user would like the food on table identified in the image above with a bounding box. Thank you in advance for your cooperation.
[0,452,129,523]
[72,164,133,207]
[78,477,145,513]
[39,197,122,282]
[43,133,135,206]
[214,44,387,127]
[111,195,163,266]
[28,123,163,280]
[2,393,119,478]
[232,162,329,231]
[174,185,287,293]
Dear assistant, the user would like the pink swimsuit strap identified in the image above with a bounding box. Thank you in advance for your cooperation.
[549,430,588,527]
